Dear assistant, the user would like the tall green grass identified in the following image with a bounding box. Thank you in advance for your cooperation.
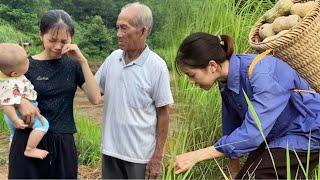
[0,112,9,166]
[74,110,101,167]
[0,112,7,133]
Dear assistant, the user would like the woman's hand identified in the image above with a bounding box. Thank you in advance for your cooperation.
[61,44,87,64]
[12,119,28,129]
[175,150,199,174]
[2,105,28,129]
[175,147,224,174]
[16,98,44,126]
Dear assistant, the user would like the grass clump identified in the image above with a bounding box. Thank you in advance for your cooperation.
[74,110,101,167]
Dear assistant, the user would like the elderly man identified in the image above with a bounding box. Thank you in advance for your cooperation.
[95,2,174,179]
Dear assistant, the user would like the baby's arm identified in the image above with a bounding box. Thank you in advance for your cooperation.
[3,105,28,129]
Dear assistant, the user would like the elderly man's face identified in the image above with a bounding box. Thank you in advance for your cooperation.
[116,9,146,52]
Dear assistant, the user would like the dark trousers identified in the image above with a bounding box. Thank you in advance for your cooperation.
[236,145,319,179]
[8,128,78,179]
[102,154,147,179]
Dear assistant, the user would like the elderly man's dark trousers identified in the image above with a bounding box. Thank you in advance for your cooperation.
[102,154,147,179]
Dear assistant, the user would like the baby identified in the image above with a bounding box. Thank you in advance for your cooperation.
[0,43,49,159]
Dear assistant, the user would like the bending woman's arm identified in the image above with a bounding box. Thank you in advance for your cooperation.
[175,146,224,174]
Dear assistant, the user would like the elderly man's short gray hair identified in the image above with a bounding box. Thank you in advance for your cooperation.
[121,2,153,35]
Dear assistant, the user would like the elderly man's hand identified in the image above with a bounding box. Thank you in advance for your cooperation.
[145,156,162,179]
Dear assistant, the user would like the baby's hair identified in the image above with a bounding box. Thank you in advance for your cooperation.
[40,9,74,37]
[0,43,27,75]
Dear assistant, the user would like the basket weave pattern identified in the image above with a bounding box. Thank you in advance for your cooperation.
[249,0,320,91]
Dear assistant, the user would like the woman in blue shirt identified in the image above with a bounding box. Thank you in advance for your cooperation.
[174,32,320,179]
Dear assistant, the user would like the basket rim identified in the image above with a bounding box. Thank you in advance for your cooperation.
[249,0,320,48]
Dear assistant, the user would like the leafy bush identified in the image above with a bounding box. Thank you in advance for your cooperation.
[78,16,115,62]
[0,4,38,33]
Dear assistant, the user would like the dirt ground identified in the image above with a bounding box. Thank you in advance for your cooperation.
[0,63,103,179]
[0,164,8,179]
[0,134,9,179]
[74,88,104,124]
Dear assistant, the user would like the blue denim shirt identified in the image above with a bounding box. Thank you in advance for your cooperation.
[214,54,320,159]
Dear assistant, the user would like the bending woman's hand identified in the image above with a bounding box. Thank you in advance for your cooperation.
[175,150,199,174]
[175,146,224,174]
[61,44,87,64]
[16,98,44,126]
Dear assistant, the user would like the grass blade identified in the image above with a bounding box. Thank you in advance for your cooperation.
[242,89,279,179]
[286,143,291,180]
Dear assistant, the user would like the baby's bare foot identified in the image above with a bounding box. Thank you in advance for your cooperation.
[24,148,49,159]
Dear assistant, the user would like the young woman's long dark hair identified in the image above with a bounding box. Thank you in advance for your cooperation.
[39,9,74,37]
[175,32,234,74]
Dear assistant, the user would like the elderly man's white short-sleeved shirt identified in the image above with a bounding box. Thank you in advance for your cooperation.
[95,46,174,163]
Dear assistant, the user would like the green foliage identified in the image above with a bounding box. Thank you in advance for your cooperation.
[0,24,28,43]
[50,0,127,28]
[0,3,38,33]
[1,0,52,16]
[143,0,168,50]
[78,16,115,61]
[74,111,101,166]
[0,0,168,63]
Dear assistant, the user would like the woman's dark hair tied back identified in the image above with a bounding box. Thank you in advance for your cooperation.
[219,34,234,60]
[175,32,234,74]
[40,9,75,37]
[217,35,222,42]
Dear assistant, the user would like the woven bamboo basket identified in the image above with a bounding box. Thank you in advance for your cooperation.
[249,0,320,92]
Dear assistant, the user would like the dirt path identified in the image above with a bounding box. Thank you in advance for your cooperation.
[0,133,9,179]
[74,88,104,124]
[0,164,8,179]
[74,62,104,123]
